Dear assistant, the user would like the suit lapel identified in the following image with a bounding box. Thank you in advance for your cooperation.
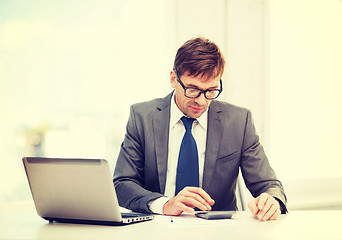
[153,93,172,194]
[152,95,223,193]
[202,101,223,190]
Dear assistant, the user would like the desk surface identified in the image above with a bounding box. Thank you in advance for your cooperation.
[1,201,342,240]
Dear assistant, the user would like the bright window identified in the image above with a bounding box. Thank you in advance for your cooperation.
[0,0,173,201]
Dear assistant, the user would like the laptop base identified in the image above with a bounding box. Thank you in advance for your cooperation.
[44,216,153,226]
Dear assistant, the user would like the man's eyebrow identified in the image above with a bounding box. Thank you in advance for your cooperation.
[186,84,200,88]
[186,84,220,90]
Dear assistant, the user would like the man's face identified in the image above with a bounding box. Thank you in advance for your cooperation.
[170,70,221,119]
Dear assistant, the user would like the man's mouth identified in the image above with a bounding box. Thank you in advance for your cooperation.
[190,106,203,112]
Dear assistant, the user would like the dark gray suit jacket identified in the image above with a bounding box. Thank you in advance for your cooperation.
[113,92,287,214]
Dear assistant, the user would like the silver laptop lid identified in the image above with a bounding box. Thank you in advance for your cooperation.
[22,157,123,222]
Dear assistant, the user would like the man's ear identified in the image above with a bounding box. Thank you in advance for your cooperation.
[170,70,177,88]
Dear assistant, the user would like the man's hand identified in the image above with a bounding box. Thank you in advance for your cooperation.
[248,192,281,221]
[162,187,215,216]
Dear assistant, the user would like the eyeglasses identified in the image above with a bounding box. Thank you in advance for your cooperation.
[174,69,223,100]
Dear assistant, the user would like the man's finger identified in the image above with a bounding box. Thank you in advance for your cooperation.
[257,193,269,210]
[267,199,281,221]
[180,187,215,210]
[257,196,273,220]
[185,187,215,205]
[172,187,215,212]
[180,195,210,211]
[260,203,277,221]
[270,208,281,221]
[184,192,212,210]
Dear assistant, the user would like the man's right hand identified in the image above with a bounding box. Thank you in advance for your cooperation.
[162,187,215,216]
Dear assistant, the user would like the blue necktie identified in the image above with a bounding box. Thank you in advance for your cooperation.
[175,117,199,195]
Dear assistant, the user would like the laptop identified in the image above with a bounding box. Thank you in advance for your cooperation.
[22,157,154,226]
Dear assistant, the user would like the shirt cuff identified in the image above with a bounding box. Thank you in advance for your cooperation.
[148,196,170,214]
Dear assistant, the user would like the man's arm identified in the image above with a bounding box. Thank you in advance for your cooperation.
[240,110,287,217]
[113,105,163,213]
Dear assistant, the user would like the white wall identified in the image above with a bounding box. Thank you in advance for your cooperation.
[267,0,342,209]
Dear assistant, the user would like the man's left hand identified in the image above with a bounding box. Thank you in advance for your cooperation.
[247,192,281,221]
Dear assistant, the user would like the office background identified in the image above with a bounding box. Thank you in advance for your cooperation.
[0,0,341,210]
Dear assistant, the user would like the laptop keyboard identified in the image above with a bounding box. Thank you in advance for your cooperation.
[121,213,147,218]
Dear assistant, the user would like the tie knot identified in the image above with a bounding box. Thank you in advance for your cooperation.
[181,116,195,130]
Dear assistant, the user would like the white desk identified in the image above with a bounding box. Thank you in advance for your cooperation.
[1,201,342,240]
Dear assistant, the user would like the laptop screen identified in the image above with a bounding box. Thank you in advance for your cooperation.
[23,157,123,222]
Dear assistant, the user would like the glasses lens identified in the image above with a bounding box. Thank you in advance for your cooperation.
[205,90,221,99]
[185,88,201,98]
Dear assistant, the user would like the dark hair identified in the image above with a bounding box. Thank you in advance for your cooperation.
[173,37,225,81]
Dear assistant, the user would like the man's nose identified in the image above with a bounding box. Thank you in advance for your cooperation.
[195,92,207,105]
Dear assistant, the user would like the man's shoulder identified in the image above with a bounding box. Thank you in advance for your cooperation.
[211,100,250,114]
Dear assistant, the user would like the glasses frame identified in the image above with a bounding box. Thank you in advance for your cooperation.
[174,69,223,100]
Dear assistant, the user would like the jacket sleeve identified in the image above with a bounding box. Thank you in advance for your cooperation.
[240,110,287,213]
[113,105,164,213]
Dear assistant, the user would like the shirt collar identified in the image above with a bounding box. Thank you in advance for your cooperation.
[170,92,208,130]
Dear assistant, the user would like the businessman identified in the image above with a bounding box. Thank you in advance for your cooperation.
[113,37,287,221]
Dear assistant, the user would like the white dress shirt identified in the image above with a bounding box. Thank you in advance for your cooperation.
[148,92,208,214]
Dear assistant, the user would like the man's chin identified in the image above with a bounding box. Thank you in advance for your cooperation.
[188,110,204,119]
